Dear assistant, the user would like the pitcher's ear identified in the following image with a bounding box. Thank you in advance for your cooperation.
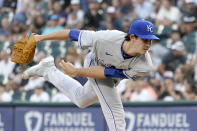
[130,34,137,40]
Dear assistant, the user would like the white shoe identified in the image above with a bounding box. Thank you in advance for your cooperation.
[22,56,55,79]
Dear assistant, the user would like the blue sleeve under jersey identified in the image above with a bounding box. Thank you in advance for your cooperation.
[104,67,127,79]
[69,29,81,41]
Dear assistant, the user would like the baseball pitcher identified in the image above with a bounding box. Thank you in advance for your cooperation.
[12,20,159,131]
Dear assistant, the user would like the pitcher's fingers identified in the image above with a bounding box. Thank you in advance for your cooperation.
[59,62,65,69]
[60,60,66,64]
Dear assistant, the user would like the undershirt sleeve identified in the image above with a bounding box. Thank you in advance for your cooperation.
[104,67,127,79]
[69,29,81,41]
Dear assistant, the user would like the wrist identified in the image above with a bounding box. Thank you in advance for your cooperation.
[34,35,42,43]
[75,68,81,77]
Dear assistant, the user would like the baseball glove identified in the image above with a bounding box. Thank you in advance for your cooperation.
[11,32,37,65]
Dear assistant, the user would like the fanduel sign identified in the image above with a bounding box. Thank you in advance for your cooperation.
[15,107,104,131]
[1,105,196,131]
[125,107,193,131]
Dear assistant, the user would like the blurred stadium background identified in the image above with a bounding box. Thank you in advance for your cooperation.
[0,0,197,130]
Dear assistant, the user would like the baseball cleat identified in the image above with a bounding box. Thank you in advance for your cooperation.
[22,56,55,79]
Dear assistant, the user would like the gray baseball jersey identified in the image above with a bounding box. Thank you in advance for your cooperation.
[78,30,153,79]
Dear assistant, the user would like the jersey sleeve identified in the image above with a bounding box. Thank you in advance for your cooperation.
[123,52,153,80]
[78,30,98,49]
[123,70,149,80]
[78,30,126,49]
[69,29,97,48]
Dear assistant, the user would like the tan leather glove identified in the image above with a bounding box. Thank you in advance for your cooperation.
[11,32,37,65]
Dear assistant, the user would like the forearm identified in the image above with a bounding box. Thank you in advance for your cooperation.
[34,29,71,42]
[76,66,106,79]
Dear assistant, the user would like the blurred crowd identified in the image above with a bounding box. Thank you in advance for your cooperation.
[0,0,197,103]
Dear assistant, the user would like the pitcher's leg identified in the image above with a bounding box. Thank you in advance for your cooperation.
[92,79,126,131]
[44,67,98,108]
[22,56,98,108]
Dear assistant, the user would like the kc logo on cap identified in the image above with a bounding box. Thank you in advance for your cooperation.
[147,25,153,32]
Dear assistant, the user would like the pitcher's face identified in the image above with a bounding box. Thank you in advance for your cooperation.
[133,37,152,54]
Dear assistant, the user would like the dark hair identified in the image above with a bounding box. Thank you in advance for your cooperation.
[124,34,138,41]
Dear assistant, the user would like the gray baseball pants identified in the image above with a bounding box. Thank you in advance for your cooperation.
[43,54,126,131]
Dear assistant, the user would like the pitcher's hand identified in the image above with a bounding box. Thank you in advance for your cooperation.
[59,60,77,77]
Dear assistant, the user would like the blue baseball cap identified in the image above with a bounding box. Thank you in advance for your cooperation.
[129,20,159,40]
[49,15,59,21]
